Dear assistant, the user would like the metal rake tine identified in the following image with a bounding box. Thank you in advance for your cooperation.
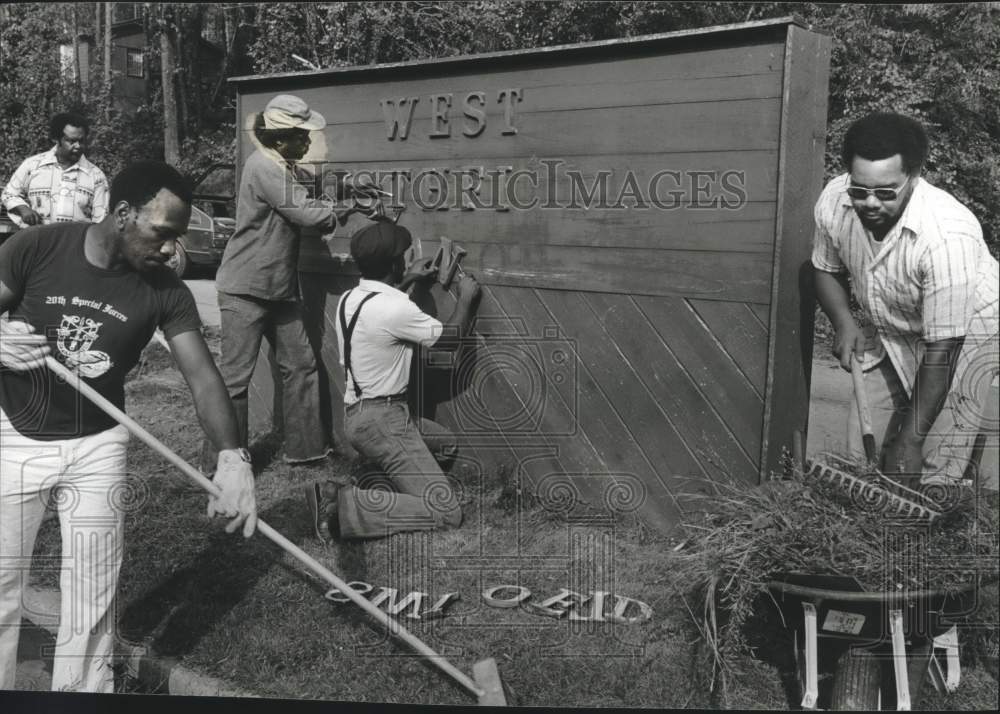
[804,457,940,523]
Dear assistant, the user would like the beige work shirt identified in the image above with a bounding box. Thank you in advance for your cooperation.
[216,147,338,301]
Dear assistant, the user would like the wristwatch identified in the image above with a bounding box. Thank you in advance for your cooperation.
[234,447,252,464]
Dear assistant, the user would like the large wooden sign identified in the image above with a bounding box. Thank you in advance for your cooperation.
[231,18,831,533]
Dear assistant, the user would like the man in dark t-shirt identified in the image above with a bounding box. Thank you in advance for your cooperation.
[0,161,257,693]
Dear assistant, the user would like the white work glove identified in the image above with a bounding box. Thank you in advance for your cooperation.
[0,319,50,370]
[208,448,258,538]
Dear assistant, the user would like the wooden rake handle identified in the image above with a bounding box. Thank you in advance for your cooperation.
[44,356,486,700]
[850,357,878,464]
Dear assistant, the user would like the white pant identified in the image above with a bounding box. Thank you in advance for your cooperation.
[847,334,999,483]
[0,407,129,692]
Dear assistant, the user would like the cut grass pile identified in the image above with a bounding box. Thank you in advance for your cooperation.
[670,467,1000,706]
[26,340,999,708]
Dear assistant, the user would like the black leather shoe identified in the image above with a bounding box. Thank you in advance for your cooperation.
[304,481,340,542]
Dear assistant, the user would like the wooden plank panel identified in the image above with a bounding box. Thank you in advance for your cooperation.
[298,150,780,206]
[441,285,616,521]
[247,99,781,163]
[239,40,785,120]
[375,285,529,476]
[750,302,771,328]
[308,210,775,276]
[471,286,593,455]
[243,71,782,132]
[477,246,772,302]
[584,292,758,481]
[301,240,774,303]
[687,298,769,395]
[313,202,776,254]
[632,295,764,460]
[761,26,830,479]
[434,286,548,469]
[303,206,776,279]
[463,284,656,521]
[536,289,706,523]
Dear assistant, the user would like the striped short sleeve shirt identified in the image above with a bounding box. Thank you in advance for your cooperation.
[812,173,999,395]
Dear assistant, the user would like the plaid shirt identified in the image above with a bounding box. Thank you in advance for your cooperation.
[2,147,109,227]
[812,173,999,395]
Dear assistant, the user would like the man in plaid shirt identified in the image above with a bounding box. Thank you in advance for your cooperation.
[2,112,108,227]
[812,112,998,486]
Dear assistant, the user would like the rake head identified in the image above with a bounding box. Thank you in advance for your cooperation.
[803,453,941,522]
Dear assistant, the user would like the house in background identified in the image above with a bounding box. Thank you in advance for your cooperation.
[59,2,229,117]
[108,1,148,113]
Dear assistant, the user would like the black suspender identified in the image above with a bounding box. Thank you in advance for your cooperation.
[339,290,379,398]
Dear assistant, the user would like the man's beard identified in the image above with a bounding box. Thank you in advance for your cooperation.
[857,211,898,232]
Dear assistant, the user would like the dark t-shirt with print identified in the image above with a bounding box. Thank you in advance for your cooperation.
[0,223,202,439]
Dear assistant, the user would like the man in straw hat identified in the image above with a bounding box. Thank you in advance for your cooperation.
[204,94,375,471]
[304,220,483,540]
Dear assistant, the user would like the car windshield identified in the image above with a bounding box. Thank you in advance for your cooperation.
[193,165,236,220]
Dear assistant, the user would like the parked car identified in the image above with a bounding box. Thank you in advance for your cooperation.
[167,163,237,278]
[0,164,236,278]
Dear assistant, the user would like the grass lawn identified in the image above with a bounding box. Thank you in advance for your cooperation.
[28,338,999,708]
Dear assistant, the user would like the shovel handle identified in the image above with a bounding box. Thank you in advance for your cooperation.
[44,356,486,700]
[850,357,878,464]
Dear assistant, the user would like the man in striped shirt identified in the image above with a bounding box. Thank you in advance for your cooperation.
[812,112,998,486]
[2,112,109,228]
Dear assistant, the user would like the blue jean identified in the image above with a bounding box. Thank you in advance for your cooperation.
[202,292,329,468]
[338,399,462,539]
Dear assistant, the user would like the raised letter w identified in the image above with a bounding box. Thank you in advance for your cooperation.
[381,97,419,140]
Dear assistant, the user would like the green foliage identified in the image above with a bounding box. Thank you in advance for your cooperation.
[807,3,1000,252]
[0,3,79,177]
[0,3,231,187]
[175,124,236,181]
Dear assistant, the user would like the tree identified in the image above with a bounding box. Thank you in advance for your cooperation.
[156,3,180,165]
[104,1,112,112]
[71,3,83,100]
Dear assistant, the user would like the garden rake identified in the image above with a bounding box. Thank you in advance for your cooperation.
[46,356,507,706]
[801,359,941,522]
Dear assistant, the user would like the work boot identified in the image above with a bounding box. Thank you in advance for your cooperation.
[304,480,341,542]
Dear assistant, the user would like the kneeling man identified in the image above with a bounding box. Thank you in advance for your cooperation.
[306,221,481,540]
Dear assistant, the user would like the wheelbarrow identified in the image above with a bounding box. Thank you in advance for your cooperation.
[766,573,978,710]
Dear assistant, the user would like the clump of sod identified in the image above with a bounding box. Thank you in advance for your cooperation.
[670,460,999,702]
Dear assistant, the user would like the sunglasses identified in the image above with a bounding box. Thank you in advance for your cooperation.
[846,179,909,202]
